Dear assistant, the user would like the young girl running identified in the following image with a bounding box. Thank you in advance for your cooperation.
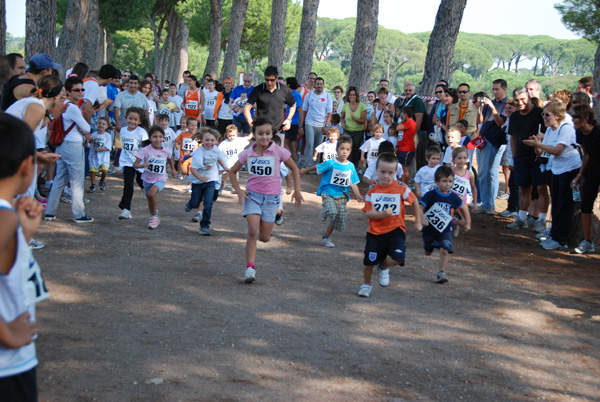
[133,126,176,229]
[229,118,303,283]
[118,107,149,220]
[301,134,364,248]
[360,124,387,169]
[450,147,477,236]
[89,117,112,193]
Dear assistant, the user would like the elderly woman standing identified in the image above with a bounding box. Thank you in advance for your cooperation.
[523,100,581,250]
[571,104,600,254]
[340,86,367,166]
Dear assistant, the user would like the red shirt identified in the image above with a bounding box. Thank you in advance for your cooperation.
[397,118,416,152]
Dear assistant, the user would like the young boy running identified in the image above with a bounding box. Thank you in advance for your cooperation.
[359,152,422,298]
[420,165,471,283]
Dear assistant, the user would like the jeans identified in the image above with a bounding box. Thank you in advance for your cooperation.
[477,143,506,209]
[189,181,215,229]
[303,124,325,168]
[46,140,87,218]
[549,169,578,245]
[119,167,143,211]
[233,116,250,135]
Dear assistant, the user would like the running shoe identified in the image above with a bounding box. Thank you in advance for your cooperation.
[321,237,335,248]
[498,209,517,218]
[574,239,595,254]
[507,217,528,229]
[199,227,211,236]
[100,181,106,191]
[44,214,55,221]
[244,267,256,283]
[118,209,132,219]
[73,215,94,223]
[378,265,390,287]
[275,213,283,226]
[192,212,201,222]
[29,238,45,250]
[89,184,96,193]
[436,271,448,284]
[533,219,547,233]
[540,237,567,250]
[358,284,372,297]
[148,215,160,230]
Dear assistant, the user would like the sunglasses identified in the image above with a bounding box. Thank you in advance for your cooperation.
[265,78,276,82]
[458,90,469,94]
[70,88,85,92]
[435,90,443,94]
[570,114,580,119]
[542,112,554,117]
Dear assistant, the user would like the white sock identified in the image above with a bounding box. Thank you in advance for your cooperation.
[539,213,547,221]
[518,210,527,220]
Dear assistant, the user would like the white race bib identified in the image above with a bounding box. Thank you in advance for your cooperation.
[206,98,216,107]
[22,253,49,306]
[93,140,104,149]
[330,168,352,187]
[122,137,138,152]
[369,150,378,159]
[182,138,195,151]
[248,156,275,177]
[324,151,337,161]
[186,100,198,110]
[163,132,172,143]
[541,140,557,159]
[371,193,401,216]
[146,156,167,175]
[425,202,452,232]
[452,175,470,197]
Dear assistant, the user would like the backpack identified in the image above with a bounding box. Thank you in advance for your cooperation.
[48,104,76,146]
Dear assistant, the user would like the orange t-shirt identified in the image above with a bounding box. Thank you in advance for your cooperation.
[176,131,197,160]
[362,181,416,235]
[184,88,201,118]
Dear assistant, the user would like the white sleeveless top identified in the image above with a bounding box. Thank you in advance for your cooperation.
[5,97,45,135]
[0,199,50,378]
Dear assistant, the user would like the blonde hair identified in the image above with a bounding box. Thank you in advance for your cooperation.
[446,128,461,143]
[327,126,340,137]
[193,126,220,142]
[371,123,384,135]
[545,99,566,123]
[225,124,238,135]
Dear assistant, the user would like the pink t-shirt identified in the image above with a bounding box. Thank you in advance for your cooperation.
[238,142,291,195]
[135,145,171,184]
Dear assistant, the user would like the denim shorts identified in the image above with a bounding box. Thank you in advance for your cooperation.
[143,180,165,194]
[243,190,280,222]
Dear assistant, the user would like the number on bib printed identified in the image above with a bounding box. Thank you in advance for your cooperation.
[398,131,404,141]
[146,156,167,174]
[248,156,275,177]
[371,193,401,216]
[22,254,50,306]
[324,151,337,161]
[425,202,452,232]
[182,138,195,151]
[122,138,137,152]
[187,100,198,110]
[451,176,470,197]
[163,133,172,143]
[93,140,104,149]
[207,98,216,107]
[330,169,352,187]
[369,150,378,159]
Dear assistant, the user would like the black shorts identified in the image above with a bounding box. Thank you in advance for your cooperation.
[422,229,453,253]
[285,125,299,141]
[397,151,414,166]
[363,227,406,266]
[0,367,37,402]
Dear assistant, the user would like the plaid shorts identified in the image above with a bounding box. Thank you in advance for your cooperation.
[322,193,348,232]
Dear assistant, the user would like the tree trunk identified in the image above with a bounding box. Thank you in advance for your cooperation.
[83,0,104,69]
[204,0,223,80]
[514,54,521,74]
[594,43,600,119]
[420,0,467,97]
[268,0,288,73]
[294,0,319,84]
[0,0,6,55]
[533,57,538,75]
[25,0,57,59]
[348,0,379,95]
[174,17,189,85]
[221,0,249,81]
[56,0,91,73]
[106,33,114,64]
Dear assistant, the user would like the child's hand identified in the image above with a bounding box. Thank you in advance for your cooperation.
[286,187,292,195]
[383,208,393,217]
[171,171,177,178]
[15,197,42,240]
[238,190,251,205]
[356,195,365,203]
[292,190,304,208]
[416,191,422,199]
[200,176,208,182]
[414,221,423,232]
[312,156,317,161]
[143,162,150,168]
[422,218,429,227]
[3,312,37,349]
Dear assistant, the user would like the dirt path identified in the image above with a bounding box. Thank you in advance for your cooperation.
[34,171,600,401]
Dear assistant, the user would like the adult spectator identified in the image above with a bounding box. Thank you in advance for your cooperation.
[371,87,393,126]
[379,79,396,104]
[69,62,89,79]
[2,53,61,111]
[506,87,545,229]
[6,53,26,78]
[433,87,456,135]
[82,64,120,123]
[498,99,519,218]
[284,77,304,163]
[114,75,150,132]
[340,86,367,165]
[213,77,235,136]
[177,70,191,97]
[427,83,448,145]
[475,79,508,214]
[571,104,600,254]
[231,73,254,134]
[523,100,581,250]
[141,80,157,126]
[45,76,93,223]
[333,85,345,114]
[447,83,477,137]
[182,74,205,125]
[301,76,332,167]
[576,76,594,101]
[299,72,317,102]
[244,65,296,132]
[526,79,542,100]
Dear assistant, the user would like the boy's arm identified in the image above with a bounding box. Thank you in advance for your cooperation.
[299,164,317,176]
[415,182,422,199]
[411,198,423,231]
[217,158,230,172]
[284,157,304,207]
[459,203,471,231]
[350,184,364,202]
[365,208,393,220]
[313,150,319,161]
[15,197,43,243]
[190,167,207,182]
[0,313,37,349]
[420,204,429,226]
[362,176,376,186]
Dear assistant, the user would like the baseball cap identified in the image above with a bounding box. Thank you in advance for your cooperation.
[29,53,61,70]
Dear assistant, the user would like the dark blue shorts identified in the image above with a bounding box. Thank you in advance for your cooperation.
[363,227,406,266]
[397,151,414,166]
[422,228,454,253]
[514,156,545,188]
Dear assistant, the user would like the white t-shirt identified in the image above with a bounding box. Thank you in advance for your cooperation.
[315,141,338,162]
[218,137,251,168]
[303,90,333,127]
[542,122,581,175]
[360,137,386,167]
[203,89,219,120]
[162,127,176,157]
[415,165,440,193]
[83,78,100,105]
[62,100,91,142]
[147,99,157,126]
[118,126,149,171]
[188,145,225,183]
[363,162,403,182]
[169,95,183,126]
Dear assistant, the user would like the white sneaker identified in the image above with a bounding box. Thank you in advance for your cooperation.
[533,219,547,233]
[535,227,551,240]
[378,266,390,287]
[244,267,256,283]
[574,239,595,254]
[321,237,335,248]
[507,217,528,229]
[29,238,45,250]
[118,209,132,219]
[358,284,372,297]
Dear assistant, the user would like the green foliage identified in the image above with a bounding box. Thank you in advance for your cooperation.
[555,0,600,42]
[110,28,155,74]
[6,33,25,54]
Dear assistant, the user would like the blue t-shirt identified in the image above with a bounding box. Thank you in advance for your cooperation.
[231,85,254,102]
[420,188,462,234]
[287,89,303,125]
[316,159,359,199]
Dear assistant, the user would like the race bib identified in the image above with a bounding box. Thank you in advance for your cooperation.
[398,131,404,141]
[163,132,172,143]
[452,176,470,197]
[122,137,138,152]
[324,151,337,161]
[330,168,352,187]
[182,138,195,151]
[225,148,238,157]
[93,140,104,149]
[369,150,378,159]
[248,156,275,176]
[425,202,452,232]
[541,140,557,159]
[22,253,49,306]
[187,100,198,110]
[146,156,167,175]
[371,193,401,216]
[206,98,216,107]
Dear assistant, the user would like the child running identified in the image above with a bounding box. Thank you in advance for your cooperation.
[301,134,364,248]
[133,125,176,229]
[175,117,199,180]
[229,118,303,283]
[88,117,112,193]
[313,127,340,163]
[359,152,422,298]
[414,146,442,199]
[118,107,149,220]
[419,165,471,284]
[360,124,386,169]
[218,124,253,194]
[185,128,229,235]
[157,114,176,161]
[450,146,478,236]
[0,115,49,401]
[362,141,403,186]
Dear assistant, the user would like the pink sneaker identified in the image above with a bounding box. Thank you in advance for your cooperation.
[148,215,160,230]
